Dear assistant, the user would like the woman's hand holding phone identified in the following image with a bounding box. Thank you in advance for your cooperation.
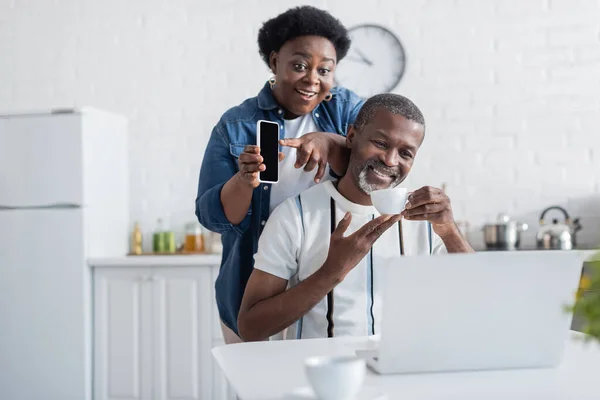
[238,145,284,188]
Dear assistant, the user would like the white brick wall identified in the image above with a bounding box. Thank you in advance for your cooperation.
[1,0,599,250]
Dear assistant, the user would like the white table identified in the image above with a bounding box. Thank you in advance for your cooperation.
[212,332,600,400]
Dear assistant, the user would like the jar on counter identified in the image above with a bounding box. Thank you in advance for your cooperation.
[153,218,166,253]
[184,221,205,253]
[153,218,176,253]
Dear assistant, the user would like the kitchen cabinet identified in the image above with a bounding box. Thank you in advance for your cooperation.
[91,256,236,400]
[93,268,153,400]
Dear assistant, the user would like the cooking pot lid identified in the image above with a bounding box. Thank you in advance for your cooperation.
[484,213,513,226]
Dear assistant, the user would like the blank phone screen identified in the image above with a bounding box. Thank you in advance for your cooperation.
[259,121,279,182]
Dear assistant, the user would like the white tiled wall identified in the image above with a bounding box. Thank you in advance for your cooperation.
[1,0,599,250]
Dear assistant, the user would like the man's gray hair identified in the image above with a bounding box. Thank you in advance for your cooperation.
[353,93,425,132]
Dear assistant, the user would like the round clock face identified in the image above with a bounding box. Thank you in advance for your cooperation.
[334,24,406,98]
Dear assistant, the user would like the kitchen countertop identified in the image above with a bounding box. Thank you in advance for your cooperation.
[88,249,598,268]
[88,253,222,267]
[476,248,599,259]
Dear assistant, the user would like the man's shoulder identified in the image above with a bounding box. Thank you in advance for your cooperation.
[270,195,301,220]
[268,182,332,224]
[296,181,334,208]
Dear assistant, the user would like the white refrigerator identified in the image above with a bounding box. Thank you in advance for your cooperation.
[0,108,129,400]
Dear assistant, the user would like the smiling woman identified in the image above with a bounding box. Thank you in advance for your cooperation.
[195,6,365,344]
[257,9,349,119]
[266,36,337,118]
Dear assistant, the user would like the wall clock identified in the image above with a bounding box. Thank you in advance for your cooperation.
[335,24,406,98]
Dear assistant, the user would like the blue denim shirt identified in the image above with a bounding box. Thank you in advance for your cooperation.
[196,82,364,334]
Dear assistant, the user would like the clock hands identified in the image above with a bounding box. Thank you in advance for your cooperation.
[346,47,373,66]
[355,48,373,66]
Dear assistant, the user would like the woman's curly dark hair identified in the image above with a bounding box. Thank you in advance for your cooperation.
[257,6,351,67]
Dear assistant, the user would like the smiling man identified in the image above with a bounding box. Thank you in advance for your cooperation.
[237,93,473,342]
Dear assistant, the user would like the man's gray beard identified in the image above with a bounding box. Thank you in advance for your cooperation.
[356,161,402,195]
[357,167,378,194]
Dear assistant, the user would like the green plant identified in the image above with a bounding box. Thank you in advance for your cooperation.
[567,250,600,342]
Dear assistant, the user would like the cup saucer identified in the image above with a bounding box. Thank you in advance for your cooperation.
[283,385,387,400]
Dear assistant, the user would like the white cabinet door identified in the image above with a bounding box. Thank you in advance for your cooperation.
[93,265,227,400]
[152,267,214,400]
[93,268,153,400]
[0,209,88,400]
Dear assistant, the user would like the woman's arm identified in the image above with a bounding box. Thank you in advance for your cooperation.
[196,125,254,234]
[279,132,350,182]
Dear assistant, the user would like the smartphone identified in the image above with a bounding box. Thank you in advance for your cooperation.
[256,120,280,184]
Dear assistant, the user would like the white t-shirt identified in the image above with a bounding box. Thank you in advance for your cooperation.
[254,181,447,340]
[269,114,328,214]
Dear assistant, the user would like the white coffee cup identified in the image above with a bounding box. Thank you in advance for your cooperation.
[370,187,409,215]
[304,355,366,400]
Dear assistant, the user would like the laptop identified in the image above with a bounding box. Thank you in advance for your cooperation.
[356,250,586,374]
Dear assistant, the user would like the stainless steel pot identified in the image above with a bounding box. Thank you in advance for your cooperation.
[483,213,528,251]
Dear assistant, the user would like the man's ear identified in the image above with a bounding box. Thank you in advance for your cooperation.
[346,125,357,148]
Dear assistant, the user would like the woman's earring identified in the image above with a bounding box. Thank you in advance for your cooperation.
[324,92,333,101]
[268,76,276,89]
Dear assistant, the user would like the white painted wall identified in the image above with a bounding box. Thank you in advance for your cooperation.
[1,0,599,250]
